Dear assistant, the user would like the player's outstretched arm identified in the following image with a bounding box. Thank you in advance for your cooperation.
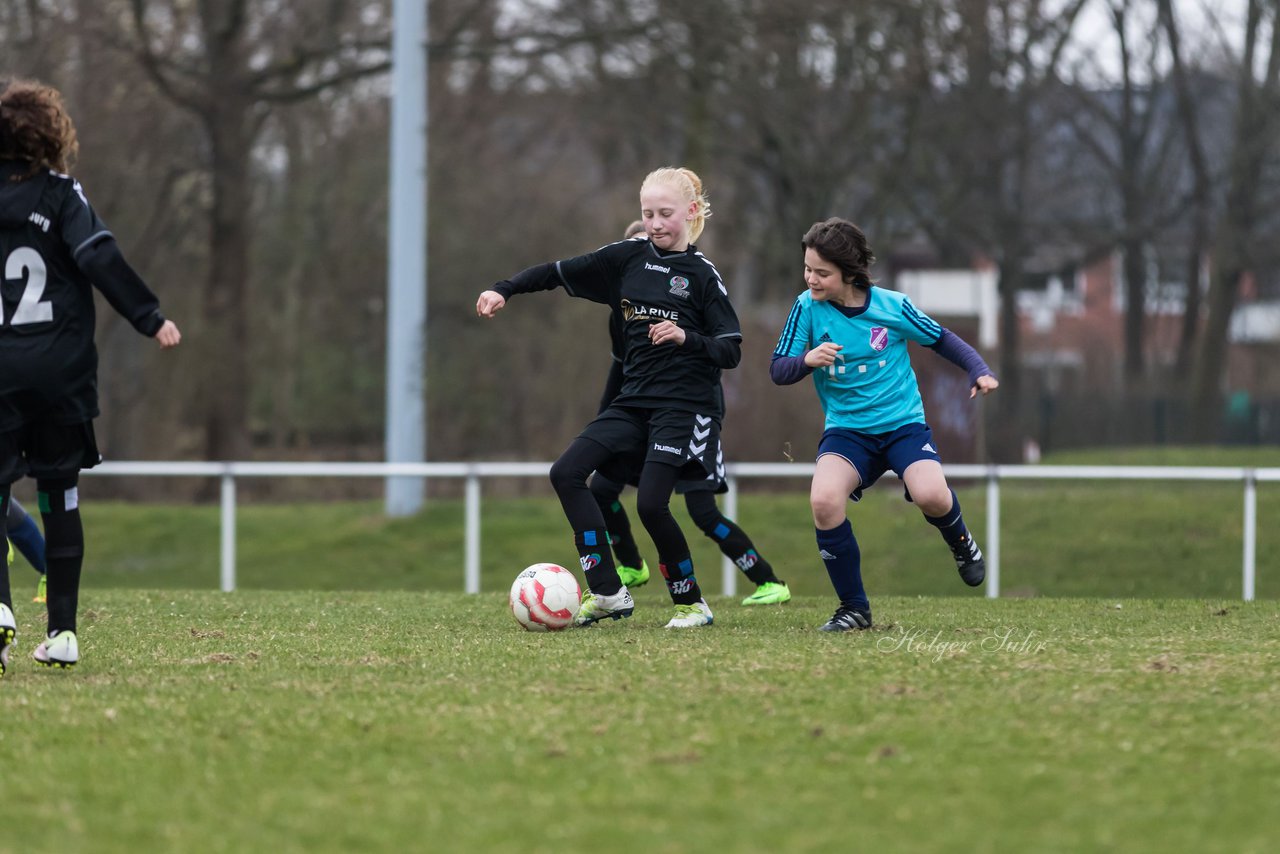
[476,290,507,318]
[927,329,997,398]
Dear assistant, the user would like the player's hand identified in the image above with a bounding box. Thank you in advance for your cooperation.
[476,290,506,318]
[155,319,181,349]
[648,320,686,346]
[804,342,842,368]
[971,374,999,398]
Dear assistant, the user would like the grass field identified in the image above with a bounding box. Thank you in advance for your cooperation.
[2,447,1278,851]
[1,591,1277,852]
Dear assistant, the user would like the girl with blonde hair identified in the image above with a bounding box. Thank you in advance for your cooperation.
[478,167,740,628]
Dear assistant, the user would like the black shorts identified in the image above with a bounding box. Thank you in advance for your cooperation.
[597,443,729,495]
[581,406,723,488]
[0,419,101,485]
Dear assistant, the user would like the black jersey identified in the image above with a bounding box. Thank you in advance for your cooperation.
[500,237,741,417]
[0,162,165,429]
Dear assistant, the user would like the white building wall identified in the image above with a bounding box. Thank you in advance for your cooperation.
[896,269,999,349]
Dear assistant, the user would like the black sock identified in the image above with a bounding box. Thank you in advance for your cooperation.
[636,463,701,604]
[0,486,12,610]
[816,520,869,612]
[685,491,780,586]
[591,474,643,568]
[38,478,84,634]
[549,438,620,595]
[573,528,621,595]
[658,556,703,606]
[924,489,969,547]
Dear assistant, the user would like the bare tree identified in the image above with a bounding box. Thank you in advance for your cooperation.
[902,0,1088,456]
[1061,0,1186,389]
[1189,0,1280,440]
[96,0,392,462]
[1157,0,1214,378]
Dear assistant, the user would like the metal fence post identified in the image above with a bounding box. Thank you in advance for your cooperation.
[986,468,1000,599]
[220,469,236,592]
[1243,471,1257,602]
[465,473,481,594]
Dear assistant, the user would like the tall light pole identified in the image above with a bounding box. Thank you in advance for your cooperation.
[385,0,428,515]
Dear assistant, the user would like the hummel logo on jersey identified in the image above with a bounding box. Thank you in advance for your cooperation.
[644,262,671,274]
[922,442,936,453]
[654,443,682,455]
[28,212,51,232]
[818,549,838,560]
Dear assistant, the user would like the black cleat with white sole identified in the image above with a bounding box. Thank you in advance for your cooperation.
[950,534,986,587]
[818,606,873,632]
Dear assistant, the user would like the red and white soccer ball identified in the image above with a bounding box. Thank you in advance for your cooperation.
[509,563,582,632]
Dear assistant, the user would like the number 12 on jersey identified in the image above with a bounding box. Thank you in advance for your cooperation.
[2,246,53,326]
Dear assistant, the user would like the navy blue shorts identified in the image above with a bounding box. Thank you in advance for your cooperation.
[817,423,940,502]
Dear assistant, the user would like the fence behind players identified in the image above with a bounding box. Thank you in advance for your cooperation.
[81,461,1277,600]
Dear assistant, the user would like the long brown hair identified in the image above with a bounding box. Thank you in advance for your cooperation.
[802,218,875,290]
[0,78,79,178]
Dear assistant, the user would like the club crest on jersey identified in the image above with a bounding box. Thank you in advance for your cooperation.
[869,327,888,352]
[668,276,690,298]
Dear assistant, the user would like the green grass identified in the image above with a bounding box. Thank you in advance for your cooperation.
[1,592,1277,852]
[4,448,1278,850]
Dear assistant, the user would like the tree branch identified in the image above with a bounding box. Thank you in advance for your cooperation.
[127,0,207,114]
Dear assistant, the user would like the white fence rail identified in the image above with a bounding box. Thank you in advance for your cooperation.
[84,462,1279,600]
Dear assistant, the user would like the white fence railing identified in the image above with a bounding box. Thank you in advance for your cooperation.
[83,462,1278,600]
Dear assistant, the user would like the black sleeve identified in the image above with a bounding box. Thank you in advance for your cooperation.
[680,266,743,368]
[682,331,742,369]
[57,176,114,259]
[554,241,632,305]
[491,262,561,300]
[75,236,166,337]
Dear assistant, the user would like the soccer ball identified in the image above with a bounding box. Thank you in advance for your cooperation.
[509,563,582,632]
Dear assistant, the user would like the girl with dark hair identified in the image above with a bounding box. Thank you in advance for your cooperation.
[771,218,998,631]
[0,78,181,674]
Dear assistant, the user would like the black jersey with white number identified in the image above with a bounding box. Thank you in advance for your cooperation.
[558,238,741,417]
[0,161,163,429]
